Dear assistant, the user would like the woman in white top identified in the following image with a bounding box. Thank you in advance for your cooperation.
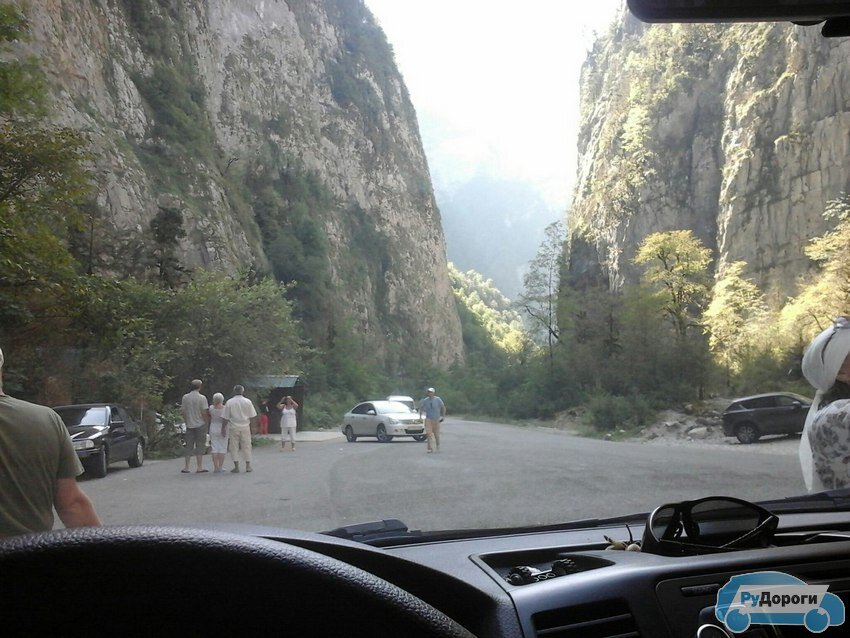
[208,393,228,472]
[276,395,299,451]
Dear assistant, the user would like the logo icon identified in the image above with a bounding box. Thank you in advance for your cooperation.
[716,571,845,633]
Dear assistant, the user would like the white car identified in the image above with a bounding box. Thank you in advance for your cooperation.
[341,400,426,442]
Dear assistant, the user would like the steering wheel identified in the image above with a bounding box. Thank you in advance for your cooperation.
[0,526,475,637]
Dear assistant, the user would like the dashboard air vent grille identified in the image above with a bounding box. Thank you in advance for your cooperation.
[532,599,639,638]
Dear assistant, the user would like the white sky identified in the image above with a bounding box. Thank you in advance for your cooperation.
[365,0,625,208]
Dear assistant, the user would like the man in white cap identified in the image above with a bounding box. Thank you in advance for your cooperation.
[0,346,101,537]
[801,316,850,492]
[418,387,446,453]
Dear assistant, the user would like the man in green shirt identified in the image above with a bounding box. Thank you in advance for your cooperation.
[0,346,101,537]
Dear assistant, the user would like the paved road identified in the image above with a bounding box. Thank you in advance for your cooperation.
[75,418,804,533]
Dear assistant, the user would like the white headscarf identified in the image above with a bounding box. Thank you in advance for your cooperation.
[800,316,850,492]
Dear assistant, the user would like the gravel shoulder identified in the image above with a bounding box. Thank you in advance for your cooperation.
[550,399,801,457]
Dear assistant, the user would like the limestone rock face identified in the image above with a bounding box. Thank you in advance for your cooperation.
[13,0,462,367]
[568,12,850,301]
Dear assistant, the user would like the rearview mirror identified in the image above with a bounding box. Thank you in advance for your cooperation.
[627,0,850,23]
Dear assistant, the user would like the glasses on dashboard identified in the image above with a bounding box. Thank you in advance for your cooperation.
[641,496,778,557]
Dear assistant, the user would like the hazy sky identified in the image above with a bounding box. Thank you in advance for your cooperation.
[364,0,625,209]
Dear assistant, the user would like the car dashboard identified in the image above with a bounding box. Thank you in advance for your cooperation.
[256,509,850,637]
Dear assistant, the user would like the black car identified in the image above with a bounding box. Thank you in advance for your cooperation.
[53,403,146,478]
[722,392,811,444]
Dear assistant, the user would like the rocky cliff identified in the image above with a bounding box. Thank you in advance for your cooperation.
[12,0,462,368]
[568,8,850,302]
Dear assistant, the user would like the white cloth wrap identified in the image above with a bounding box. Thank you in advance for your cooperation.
[800,318,850,492]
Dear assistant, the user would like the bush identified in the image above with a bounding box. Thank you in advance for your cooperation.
[587,393,654,432]
[300,391,358,430]
[145,427,184,459]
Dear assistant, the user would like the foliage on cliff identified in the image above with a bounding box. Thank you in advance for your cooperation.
[0,7,304,410]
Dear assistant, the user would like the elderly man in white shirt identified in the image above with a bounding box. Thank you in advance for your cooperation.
[222,385,257,473]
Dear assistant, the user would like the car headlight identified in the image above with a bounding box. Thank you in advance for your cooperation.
[387,418,399,425]
[73,440,96,450]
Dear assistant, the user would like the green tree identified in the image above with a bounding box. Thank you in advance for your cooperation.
[703,261,768,385]
[69,271,304,407]
[150,205,188,288]
[518,221,564,368]
[0,4,92,365]
[634,230,712,339]
[782,196,850,336]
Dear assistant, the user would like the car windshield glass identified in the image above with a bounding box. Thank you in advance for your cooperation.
[55,407,109,428]
[3,1,850,537]
[375,402,412,414]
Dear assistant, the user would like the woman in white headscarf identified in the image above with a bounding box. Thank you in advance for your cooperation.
[800,316,850,491]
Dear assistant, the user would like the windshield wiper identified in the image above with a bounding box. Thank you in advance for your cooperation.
[322,513,649,547]
[759,488,850,513]
[322,519,419,543]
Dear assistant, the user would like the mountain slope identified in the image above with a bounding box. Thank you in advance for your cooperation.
[567,10,850,301]
[11,0,462,367]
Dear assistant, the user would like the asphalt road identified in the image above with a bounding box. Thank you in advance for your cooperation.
[75,418,804,534]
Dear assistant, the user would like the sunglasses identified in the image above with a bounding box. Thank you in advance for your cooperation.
[641,496,778,557]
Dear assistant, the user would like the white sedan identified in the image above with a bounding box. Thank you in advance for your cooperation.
[341,400,427,443]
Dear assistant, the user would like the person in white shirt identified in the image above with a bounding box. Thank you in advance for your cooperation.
[276,395,299,451]
[223,385,257,473]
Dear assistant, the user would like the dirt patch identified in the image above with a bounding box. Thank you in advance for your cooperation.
[637,398,730,444]
[552,399,799,456]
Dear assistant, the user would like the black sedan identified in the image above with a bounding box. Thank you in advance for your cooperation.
[53,403,146,478]
[721,392,811,444]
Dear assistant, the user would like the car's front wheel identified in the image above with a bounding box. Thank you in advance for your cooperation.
[412,434,427,442]
[128,440,144,468]
[735,422,760,444]
[376,424,391,443]
[344,425,357,442]
[85,447,108,478]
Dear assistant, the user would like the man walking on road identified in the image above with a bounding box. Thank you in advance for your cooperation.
[223,385,257,473]
[181,379,210,474]
[0,346,101,537]
[419,387,446,454]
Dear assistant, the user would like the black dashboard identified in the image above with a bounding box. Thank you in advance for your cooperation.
[3,511,850,636]
[272,510,850,637]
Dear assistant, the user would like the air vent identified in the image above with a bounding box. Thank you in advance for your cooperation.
[532,599,640,638]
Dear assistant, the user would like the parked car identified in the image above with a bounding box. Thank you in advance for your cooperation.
[341,400,426,442]
[53,403,146,478]
[722,392,811,444]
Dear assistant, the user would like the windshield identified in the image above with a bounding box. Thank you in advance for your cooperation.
[54,407,109,429]
[374,401,414,414]
[1,0,847,537]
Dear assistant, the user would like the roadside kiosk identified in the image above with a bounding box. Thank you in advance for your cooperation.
[245,375,305,434]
